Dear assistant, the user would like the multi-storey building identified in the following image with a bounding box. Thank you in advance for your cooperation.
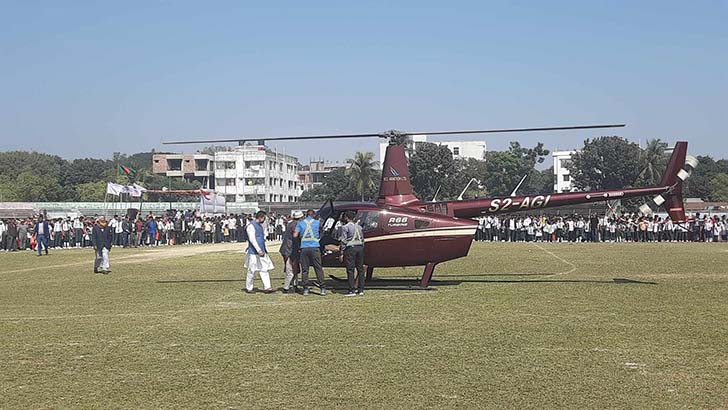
[213,145,300,203]
[151,153,215,188]
[298,160,349,191]
[552,150,577,193]
[378,134,486,164]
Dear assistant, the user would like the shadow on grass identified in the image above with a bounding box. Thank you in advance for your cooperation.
[155,275,656,292]
[157,279,244,283]
[326,275,657,290]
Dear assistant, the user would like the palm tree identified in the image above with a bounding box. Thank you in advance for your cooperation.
[639,138,668,185]
[347,151,378,201]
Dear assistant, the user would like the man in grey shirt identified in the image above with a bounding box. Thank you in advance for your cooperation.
[339,210,365,296]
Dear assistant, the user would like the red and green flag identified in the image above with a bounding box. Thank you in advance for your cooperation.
[119,165,136,176]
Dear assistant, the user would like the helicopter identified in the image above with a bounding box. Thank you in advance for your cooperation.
[165,124,696,288]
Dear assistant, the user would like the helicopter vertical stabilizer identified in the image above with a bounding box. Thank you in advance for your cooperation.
[377,144,420,206]
[652,141,693,223]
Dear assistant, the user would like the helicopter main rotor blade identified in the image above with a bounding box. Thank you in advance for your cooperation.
[163,133,384,145]
[410,124,625,136]
[163,123,625,145]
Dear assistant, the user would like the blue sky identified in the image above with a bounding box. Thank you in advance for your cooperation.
[1,1,726,162]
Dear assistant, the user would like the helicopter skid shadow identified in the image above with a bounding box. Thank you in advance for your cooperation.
[330,275,656,287]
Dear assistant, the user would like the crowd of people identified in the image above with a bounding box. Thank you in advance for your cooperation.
[474,213,728,243]
[0,209,293,252]
[0,208,368,297]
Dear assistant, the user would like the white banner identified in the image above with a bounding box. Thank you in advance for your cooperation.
[199,192,226,215]
[107,182,147,197]
[106,182,126,196]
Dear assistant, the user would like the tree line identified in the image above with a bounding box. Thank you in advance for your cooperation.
[0,137,726,203]
[0,150,200,202]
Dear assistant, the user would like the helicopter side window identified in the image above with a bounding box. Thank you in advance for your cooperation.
[357,211,380,233]
[415,219,430,229]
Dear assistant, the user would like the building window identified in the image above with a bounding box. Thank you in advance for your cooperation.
[563,174,570,182]
[225,195,236,203]
[453,147,460,156]
[216,161,236,170]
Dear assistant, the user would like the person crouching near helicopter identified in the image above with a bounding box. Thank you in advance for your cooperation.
[294,209,326,296]
[279,210,303,293]
[92,216,113,274]
[244,210,276,294]
[339,210,365,296]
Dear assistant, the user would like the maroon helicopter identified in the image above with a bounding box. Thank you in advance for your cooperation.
[166,124,695,287]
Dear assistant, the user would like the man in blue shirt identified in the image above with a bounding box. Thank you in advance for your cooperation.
[294,209,325,296]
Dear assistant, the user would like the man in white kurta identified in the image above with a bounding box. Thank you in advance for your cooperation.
[244,211,276,293]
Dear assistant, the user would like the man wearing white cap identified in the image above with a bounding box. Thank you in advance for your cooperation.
[244,210,276,293]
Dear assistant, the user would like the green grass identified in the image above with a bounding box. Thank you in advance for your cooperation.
[1,242,727,409]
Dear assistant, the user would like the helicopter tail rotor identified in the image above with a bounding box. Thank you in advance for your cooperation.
[638,141,695,223]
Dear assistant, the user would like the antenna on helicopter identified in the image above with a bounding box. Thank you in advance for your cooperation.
[510,174,529,197]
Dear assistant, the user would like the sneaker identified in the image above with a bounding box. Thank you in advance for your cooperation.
[263,288,276,294]
[344,292,357,297]
[357,291,364,296]
[302,288,310,296]
[244,288,254,294]
[320,288,327,296]
[94,269,100,274]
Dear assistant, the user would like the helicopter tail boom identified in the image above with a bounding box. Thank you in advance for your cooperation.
[446,141,694,223]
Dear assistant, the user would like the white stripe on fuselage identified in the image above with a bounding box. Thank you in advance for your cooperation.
[366,227,477,243]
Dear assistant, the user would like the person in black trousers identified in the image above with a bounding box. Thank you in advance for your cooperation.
[339,211,365,296]
[92,216,114,274]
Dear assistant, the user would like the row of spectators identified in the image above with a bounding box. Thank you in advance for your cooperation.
[474,213,728,242]
[0,210,291,251]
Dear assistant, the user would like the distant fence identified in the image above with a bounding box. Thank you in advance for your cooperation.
[0,201,259,218]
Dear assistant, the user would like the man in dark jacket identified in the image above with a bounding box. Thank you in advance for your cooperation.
[5,219,18,251]
[34,215,50,256]
[279,211,303,293]
[92,216,114,274]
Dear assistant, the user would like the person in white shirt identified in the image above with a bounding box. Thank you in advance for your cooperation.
[244,211,276,294]
[52,219,63,249]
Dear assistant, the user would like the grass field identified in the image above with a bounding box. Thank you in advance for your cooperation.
[1,241,727,409]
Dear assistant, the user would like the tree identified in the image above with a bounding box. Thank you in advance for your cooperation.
[568,136,641,190]
[75,181,108,201]
[683,155,722,200]
[199,145,230,155]
[482,142,550,196]
[347,152,378,201]
[61,158,115,186]
[637,138,668,186]
[300,168,357,202]
[449,158,488,199]
[708,173,728,201]
[410,142,457,200]
[11,171,65,202]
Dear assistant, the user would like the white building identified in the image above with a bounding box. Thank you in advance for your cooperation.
[378,135,486,165]
[553,150,577,193]
[213,145,300,203]
[298,160,349,191]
